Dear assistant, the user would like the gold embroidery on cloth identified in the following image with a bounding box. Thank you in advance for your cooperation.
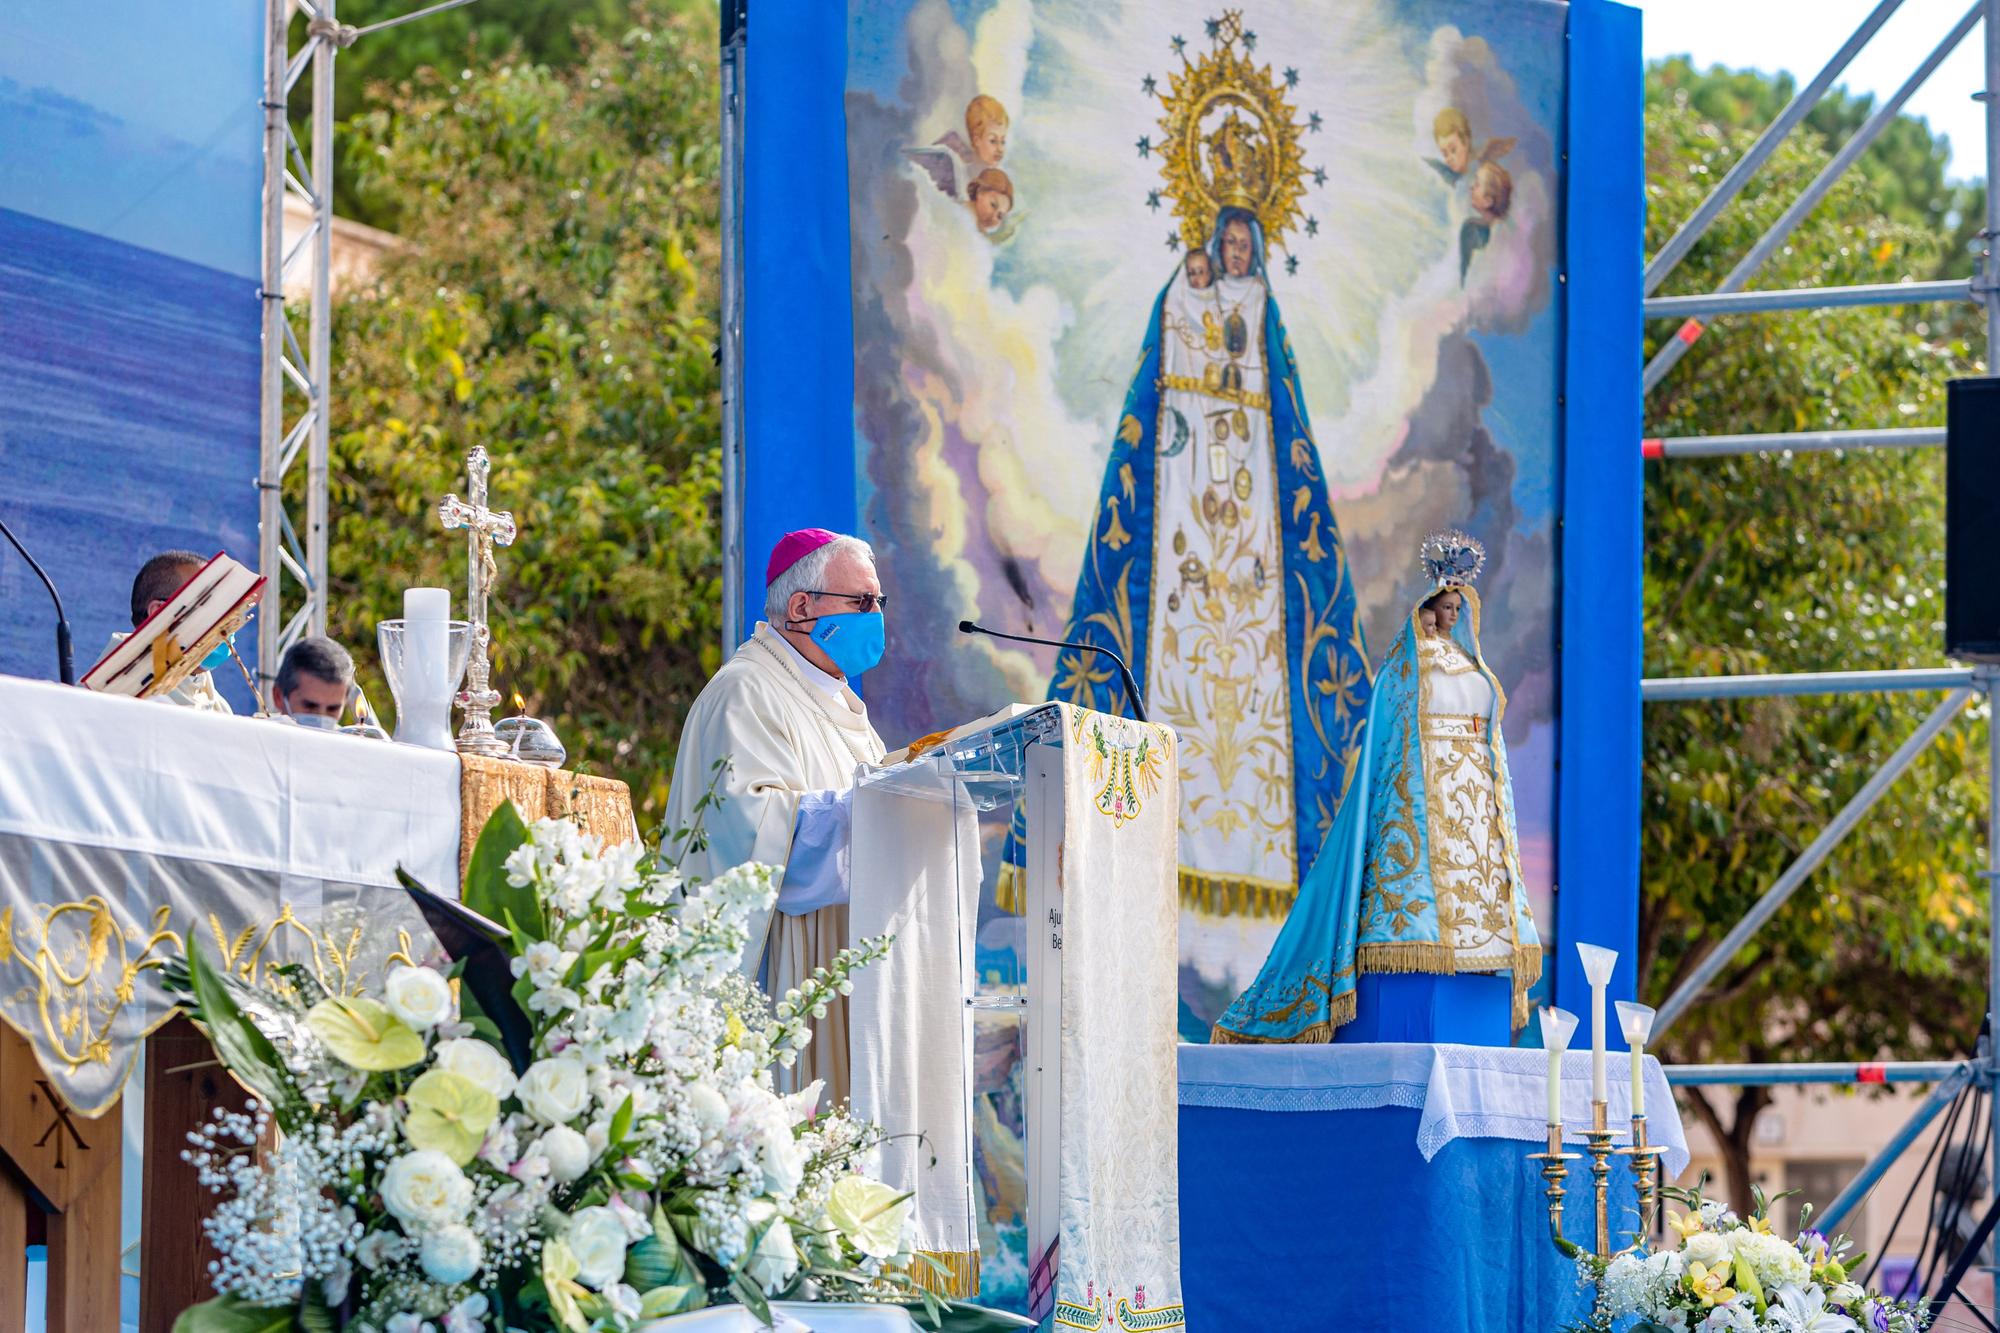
[1155,373,1270,410]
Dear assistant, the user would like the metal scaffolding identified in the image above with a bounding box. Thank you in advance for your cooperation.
[256,0,476,706]
[1645,0,2000,1298]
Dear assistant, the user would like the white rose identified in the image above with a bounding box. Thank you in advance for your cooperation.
[518,1056,592,1125]
[536,1124,593,1184]
[434,1037,518,1102]
[380,1149,472,1228]
[743,1200,799,1294]
[383,965,454,1031]
[760,1125,806,1197]
[419,1224,483,1284]
[567,1205,631,1289]
[1683,1230,1732,1268]
[688,1082,729,1136]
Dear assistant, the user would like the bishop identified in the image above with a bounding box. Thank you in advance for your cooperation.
[662,529,889,1100]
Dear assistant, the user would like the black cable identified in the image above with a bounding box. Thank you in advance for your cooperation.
[1865,1080,1969,1297]
[0,511,75,684]
[1897,1085,1968,1300]
[1922,1088,1993,1314]
[1928,1189,2000,1330]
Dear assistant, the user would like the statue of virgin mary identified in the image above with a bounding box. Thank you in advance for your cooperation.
[1211,531,1544,1043]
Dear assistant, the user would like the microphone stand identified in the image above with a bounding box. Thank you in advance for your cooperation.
[959,619,1147,723]
[0,513,75,684]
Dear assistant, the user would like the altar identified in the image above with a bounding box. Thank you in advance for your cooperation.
[0,673,633,1330]
[1176,1042,1689,1329]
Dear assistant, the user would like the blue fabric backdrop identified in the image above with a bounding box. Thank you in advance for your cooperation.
[738,0,1644,1018]
[0,2,265,710]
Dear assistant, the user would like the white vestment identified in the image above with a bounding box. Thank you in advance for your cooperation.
[662,622,885,1098]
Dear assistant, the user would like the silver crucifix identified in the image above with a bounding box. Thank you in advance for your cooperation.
[439,445,517,758]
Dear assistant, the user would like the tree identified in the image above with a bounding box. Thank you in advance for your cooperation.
[324,4,722,821]
[1642,62,1991,1214]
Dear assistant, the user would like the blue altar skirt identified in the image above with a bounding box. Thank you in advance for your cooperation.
[1179,1103,1621,1329]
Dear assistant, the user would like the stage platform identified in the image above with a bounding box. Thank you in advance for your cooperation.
[1178,1042,1686,1329]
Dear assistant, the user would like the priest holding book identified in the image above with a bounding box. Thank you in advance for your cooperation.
[662,529,891,1100]
[101,550,234,713]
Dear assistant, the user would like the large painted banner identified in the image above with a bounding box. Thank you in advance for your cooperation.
[0,1,265,709]
[848,0,1565,1026]
[742,0,1639,1310]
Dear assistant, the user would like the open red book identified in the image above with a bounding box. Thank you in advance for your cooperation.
[81,552,265,699]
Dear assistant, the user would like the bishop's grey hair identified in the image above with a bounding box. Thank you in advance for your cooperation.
[766,535,875,623]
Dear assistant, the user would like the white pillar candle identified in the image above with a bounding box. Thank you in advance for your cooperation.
[1617,1001,1658,1120]
[1577,944,1618,1105]
[1539,1007,1579,1127]
[401,587,453,750]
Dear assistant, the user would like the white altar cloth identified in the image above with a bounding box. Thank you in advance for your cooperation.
[0,674,460,1111]
[1177,1041,1690,1179]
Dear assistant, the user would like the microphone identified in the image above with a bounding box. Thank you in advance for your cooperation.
[959,619,1146,723]
[0,513,75,685]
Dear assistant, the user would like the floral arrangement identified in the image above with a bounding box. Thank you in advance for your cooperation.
[1572,1185,1932,1333]
[169,799,956,1333]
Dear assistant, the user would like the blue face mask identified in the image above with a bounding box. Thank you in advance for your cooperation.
[807,611,885,678]
[200,633,235,672]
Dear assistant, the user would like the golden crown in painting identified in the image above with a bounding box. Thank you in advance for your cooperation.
[1152,9,1311,251]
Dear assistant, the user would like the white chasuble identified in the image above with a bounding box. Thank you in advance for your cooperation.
[1148,267,1295,893]
[1419,634,1516,970]
[662,622,885,1099]
[1052,706,1185,1332]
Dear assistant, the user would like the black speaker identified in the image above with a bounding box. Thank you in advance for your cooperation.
[1947,377,2000,662]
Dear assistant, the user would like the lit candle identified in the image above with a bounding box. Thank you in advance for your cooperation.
[1539,1006,1579,1127]
[1617,1001,1657,1119]
[1576,943,1618,1104]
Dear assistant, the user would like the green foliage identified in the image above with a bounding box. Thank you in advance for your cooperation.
[1642,60,1992,1209]
[1648,54,1985,270]
[462,798,542,938]
[325,6,722,819]
[171,1292,300,1333]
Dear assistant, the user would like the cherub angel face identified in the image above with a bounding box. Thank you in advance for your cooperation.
[972,184,1012,232]
[976,121,1008,167]
[1438,130,1472,175]
[1470,162,1513,222]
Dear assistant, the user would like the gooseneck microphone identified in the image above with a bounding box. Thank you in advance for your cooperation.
[958,619,1147,723]
[0,513,75,685]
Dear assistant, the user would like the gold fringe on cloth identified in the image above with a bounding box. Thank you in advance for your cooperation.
[458,755,637,879]
[1355,940,1544,1035]
[999,862,1301,920]
[1178,866,1297,919]
[906,1248,981,1300]
[996,860,1026,916]
[1208,986,1356,1045]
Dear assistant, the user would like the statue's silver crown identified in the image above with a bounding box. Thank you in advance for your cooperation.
[1420,529,1486,589]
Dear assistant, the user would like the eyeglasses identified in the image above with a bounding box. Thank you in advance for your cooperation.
[805,589,889,614]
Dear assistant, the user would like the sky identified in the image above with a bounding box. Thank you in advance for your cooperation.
[0,0,263,275]
[1634,0,1992,182]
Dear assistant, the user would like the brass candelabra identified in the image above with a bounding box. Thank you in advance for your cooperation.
[1528,1099,1665,1258]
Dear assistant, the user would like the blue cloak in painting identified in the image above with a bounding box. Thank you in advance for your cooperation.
[1210,588,1543,1042]
[1004,212,1372,916]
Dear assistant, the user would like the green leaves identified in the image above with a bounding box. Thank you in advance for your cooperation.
[1642,59,1989,1216]
[171,1293,300,1333]
[463,800,544,941]
[325,5,723,824]
[183,936,295,1122]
